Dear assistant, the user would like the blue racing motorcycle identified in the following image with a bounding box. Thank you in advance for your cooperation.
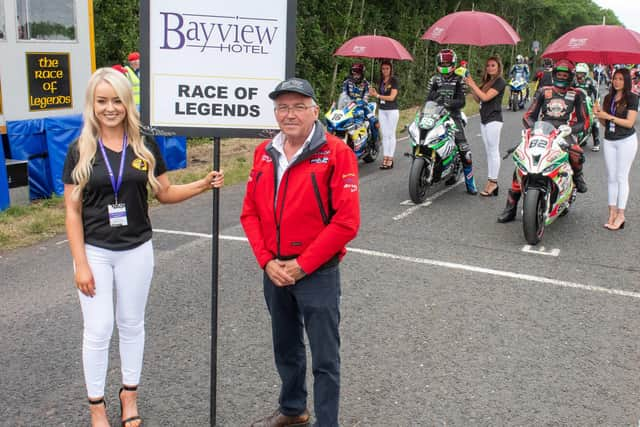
[324,93,379,163]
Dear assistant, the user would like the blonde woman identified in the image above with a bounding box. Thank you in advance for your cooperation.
[63,68,224,427]
[465,56,507,196]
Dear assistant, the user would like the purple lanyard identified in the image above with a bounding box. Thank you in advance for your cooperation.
[610,97,617,117]
[97,134,128,203]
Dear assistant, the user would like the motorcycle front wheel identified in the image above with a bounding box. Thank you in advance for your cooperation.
[522,188,546,245]
[510,92,519,112]
[408,158,430,204]
[362,134,379,163]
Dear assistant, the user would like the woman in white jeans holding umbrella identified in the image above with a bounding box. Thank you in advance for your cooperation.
[465,56,507,196]
[370,60,399,169]
[594,67,639,231]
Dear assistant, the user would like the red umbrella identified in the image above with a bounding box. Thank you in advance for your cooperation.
[421,11,520,46]
[334,35,413,61]
[541,25,640,64]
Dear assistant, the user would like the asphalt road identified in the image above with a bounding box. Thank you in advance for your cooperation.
[1,102,640,426]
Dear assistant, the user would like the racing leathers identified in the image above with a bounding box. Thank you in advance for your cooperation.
[573,76,602,149]
[426,72,477,194]
[498,85,589,223]
[342,76,378,137]
[510,63,531,102]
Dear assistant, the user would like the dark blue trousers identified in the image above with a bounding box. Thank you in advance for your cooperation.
[263,265,341,427]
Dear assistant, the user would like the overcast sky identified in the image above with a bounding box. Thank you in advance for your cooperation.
[593,0,640,33]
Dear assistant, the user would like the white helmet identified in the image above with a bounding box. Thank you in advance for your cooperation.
[575,63,589,74]
[516,54,524,64]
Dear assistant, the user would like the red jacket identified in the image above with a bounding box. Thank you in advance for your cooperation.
[240,122,360,274]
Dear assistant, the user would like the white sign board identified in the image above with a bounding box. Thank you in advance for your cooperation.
[141,0,296,137]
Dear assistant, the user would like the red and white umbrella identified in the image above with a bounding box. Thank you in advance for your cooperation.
[334,35,413,61]
[541,25,640,64]
[422,11,520,46]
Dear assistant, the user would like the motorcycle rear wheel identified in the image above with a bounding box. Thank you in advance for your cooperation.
[408,158,430,204]
[522,188,545,245]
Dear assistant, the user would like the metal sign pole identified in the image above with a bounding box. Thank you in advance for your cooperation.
[210,135,221,426]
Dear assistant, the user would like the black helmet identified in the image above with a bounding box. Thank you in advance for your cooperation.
[351,63,365,82]
[552,59,575,89]
[543,58,553,69]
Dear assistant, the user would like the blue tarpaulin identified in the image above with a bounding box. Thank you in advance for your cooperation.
[45,114,83,196]
[155,135,187,171]
[6,119,52,200]
[0,139,9,211]
[5,116,187,201]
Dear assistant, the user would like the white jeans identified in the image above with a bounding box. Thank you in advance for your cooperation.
[603,134,638,209]
[78,240,154,398]
[379,109,399,157]
[480,121,503,180]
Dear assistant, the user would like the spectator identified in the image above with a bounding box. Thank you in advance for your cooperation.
[241,77,360,427]
[124,52,140,109]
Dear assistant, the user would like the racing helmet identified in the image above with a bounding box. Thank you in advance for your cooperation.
[575,63,589,83]
[351,63,365,82]
[542,58,553,69]
[516,54,524,64]
[436,49,457,75]
[552,59,575,88]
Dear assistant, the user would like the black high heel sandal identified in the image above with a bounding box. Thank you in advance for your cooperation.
[480,180,499,197]
[89,397,106,406]
[119,385,142,427]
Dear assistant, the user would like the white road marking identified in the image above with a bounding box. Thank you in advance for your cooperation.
[522,245,560,256]
[151,229,640,300]
[56,239,69,245]
[394,180,463,220]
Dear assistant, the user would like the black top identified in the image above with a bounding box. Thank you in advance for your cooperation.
[377,76,399,110]
[603,93,638,140]
[62,138,167,251]
[479,77,506,124]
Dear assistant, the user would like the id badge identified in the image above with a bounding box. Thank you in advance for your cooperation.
[609,122,615,133]
[108,203,128,227]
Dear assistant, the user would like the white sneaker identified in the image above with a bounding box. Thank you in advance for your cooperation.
[591,145,600,152]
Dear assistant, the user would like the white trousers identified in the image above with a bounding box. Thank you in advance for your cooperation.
[480,121,503,180]
[78,240,154,398]
[379,109,400,157]
[603,134,638,209]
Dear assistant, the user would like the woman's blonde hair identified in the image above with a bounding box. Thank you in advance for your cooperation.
[71,67,161,200]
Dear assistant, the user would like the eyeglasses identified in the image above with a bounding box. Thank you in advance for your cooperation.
[275,104,316,115]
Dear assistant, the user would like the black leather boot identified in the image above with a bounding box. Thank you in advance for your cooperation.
[574,171,588,193]
[497,190,521,223]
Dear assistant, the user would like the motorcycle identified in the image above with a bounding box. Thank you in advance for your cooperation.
[508,72,529,112]
[507,121,576,245]
[405,100,465,204]
[324,93,379,163]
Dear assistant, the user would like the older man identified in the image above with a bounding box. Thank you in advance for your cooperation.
[241,77,360,427]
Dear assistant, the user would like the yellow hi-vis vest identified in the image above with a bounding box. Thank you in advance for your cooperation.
[125,66,140,107]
